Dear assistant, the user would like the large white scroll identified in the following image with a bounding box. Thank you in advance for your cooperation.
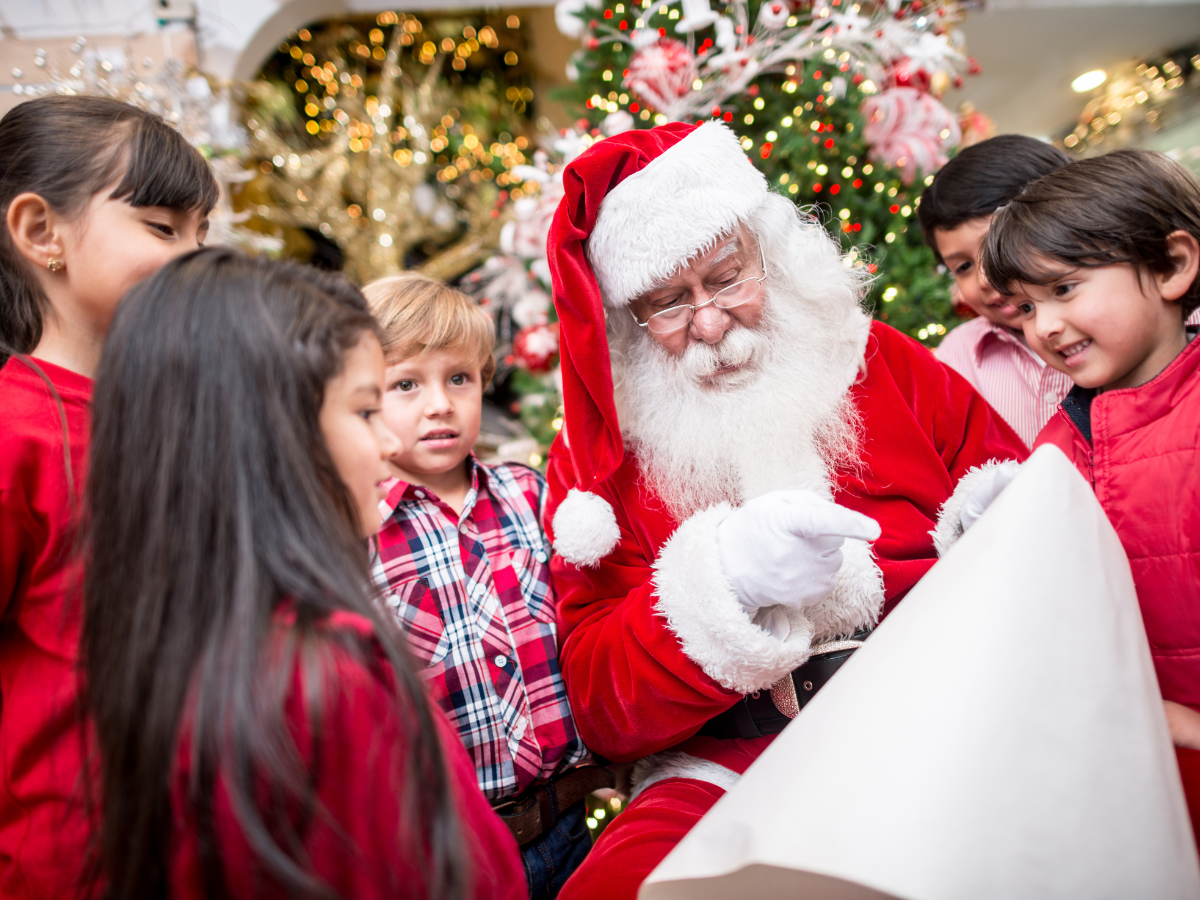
[641,445,1200,900]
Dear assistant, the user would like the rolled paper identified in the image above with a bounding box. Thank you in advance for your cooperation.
[642,445,1200,900]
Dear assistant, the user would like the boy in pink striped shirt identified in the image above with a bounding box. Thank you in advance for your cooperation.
[920,136,1073,447]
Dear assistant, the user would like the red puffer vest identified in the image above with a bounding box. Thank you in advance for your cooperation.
[1035,334,1200,710]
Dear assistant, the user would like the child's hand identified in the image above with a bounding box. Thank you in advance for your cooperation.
[1163,700,1200,750]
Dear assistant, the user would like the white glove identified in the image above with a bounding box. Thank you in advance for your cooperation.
[716,490,881,613]
[960,464,1019,534]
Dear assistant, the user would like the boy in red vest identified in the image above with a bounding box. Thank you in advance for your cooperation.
[976,148,1200,839]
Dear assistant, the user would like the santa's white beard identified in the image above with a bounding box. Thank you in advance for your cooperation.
[612,281,865,521]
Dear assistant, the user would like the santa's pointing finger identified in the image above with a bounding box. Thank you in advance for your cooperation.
[716,490,882,613]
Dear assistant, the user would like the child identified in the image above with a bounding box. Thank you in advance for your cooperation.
[919,135,1074,446]
[978,148,1200,842]
[0,96,215,898]
[364,274,606,900]
[83,249,526,900]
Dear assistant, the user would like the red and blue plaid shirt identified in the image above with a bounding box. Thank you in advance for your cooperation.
[374,457,588,801]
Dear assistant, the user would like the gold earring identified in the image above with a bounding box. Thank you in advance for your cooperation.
[47,258,62,272]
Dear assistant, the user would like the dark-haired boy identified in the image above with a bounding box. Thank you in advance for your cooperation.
[919,135,1073,446]
[974,147,1200,851]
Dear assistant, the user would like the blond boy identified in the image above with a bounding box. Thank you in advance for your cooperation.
[365,274,604,899]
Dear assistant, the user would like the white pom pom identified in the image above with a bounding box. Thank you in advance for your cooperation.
[553,489,621,568]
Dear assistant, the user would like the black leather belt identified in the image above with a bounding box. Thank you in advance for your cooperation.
[697,628,871,739]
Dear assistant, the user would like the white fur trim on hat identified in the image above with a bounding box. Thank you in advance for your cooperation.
[586,121,769,308]
[552,489,621,567]
[930,459,1022,558]
[652,503,817,695]
[630,750,741,800]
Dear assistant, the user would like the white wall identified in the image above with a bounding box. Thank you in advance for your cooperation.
[0,0,554,92]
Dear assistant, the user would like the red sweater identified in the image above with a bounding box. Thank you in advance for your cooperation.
[546,322,1029,769]
[170,611,528,900]
[0,357,93,898]
[1035,334,1200,710]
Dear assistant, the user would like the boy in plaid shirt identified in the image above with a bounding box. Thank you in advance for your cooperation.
[365,274,605,899]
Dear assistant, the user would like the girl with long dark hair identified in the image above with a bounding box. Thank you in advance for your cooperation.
[83,249,526,900]
[0,95,216,897]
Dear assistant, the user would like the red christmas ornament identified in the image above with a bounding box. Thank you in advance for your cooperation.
[513,323,560,373]
[886,57,932,94]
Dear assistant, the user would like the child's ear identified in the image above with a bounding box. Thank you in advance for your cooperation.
[1158,230,1200,303]
[6,192,66,271]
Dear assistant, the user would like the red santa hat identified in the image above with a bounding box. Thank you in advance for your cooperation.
[547,120,770,564]
[548,121,769,486]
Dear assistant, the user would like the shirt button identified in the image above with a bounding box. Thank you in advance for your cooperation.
[494,654,509,669]
[1044,392,1058,403]
[386,593,400,608]
[535,550,548,564]
[512,716,528,740]
[414,489,426,499]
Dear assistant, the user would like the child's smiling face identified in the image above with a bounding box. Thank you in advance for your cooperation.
[1012,258,1187,392]
[380,346,484,485]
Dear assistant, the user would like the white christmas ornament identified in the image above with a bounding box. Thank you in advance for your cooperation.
[714,16,737,51]
[632,27,663,50]
[555,0,590,39]
[602,110,636,135]
[512,287,553,328]
[676,0,720,34]
[757,0,791,31]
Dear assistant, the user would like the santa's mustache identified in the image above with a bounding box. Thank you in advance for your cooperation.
[677,327,762,382]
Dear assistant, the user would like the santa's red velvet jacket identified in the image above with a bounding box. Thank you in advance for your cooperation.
[1035,331,1200,712]
[544,322,1029,775]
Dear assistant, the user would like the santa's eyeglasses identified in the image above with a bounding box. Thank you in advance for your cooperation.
[630,245,767,335]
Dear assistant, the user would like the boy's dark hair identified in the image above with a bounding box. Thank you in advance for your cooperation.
[917,135,1072,263]
[981,149,1200,318]
[0,95,219,355]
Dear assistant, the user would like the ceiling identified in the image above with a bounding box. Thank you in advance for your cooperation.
[2,0,1198,138]
[948,0,1200,138]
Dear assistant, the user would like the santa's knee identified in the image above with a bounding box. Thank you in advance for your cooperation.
[559,778,727,900]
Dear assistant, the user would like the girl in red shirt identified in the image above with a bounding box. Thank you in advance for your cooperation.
[0,96,215,898]
[82,250,526,900]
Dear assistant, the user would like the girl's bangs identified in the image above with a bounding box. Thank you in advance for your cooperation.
[108,117,219,215]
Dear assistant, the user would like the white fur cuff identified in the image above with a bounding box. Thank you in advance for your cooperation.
[931,460,1022,557]
[803,535,886,641]
[652,503,816,695]
[553,489,621,567]
[631,750,741,800]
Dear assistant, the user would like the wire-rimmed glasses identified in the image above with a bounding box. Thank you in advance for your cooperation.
[630,245,767,335]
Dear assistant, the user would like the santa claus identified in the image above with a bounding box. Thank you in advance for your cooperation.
[542,121,1027,899]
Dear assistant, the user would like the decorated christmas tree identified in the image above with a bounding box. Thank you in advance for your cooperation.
[553,0,983,344]
[462,0,986,457]
[239,11,541,283]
